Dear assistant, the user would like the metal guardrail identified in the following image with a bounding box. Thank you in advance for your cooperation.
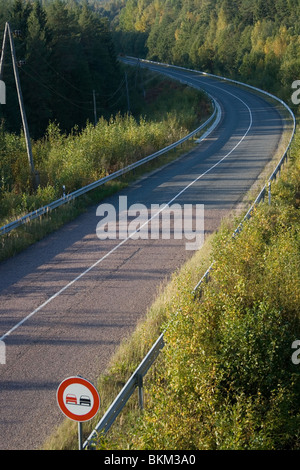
[128,57,296,182]
[0,100,218,236]
[82,58,296,450]
[83,333,165,449]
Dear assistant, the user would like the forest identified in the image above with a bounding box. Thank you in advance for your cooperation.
[105,0,300,105]
[1,0,299,146]
[0,0,123,138]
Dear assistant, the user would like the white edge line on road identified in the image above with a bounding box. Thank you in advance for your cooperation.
[0,81,253,343]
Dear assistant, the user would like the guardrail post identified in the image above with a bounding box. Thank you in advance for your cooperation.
[137,374,144,410]
[268,181,271,205]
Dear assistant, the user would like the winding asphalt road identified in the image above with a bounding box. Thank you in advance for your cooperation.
[0,60,290,450]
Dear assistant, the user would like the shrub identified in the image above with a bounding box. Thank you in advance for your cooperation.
[113,124,300,451]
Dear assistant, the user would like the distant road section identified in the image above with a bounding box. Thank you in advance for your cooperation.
[0,60,289,449]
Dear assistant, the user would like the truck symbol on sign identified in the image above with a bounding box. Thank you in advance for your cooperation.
[65,393,91,407]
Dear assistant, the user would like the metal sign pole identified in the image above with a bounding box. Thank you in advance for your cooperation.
[78,422,83,450]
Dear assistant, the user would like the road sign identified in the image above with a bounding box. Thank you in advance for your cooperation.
[57,376,100,422]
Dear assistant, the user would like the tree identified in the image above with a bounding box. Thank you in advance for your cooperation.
[78,2,122,118]
[45,0,88,131]
[0,0,125,137]
[21,1,52,138]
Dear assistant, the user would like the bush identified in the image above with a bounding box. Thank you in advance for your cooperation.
[107,125,300,451]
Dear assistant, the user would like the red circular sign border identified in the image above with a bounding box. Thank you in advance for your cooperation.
[57,376,100,422]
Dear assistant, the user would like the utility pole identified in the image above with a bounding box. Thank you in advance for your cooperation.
[0,22,8,80]
[135,59,139,88]
[5,22,38,188]
[134,59,145,98]
[125,71,130,114]
[92,89,97,126]
[139,64,146,98]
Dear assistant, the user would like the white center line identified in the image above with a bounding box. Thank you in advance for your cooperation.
[0,82,252,342]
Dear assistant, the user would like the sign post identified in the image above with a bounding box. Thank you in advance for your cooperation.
[78,421,83,451]
[57,376,100,450]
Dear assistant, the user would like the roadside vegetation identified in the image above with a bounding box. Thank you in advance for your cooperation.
[124,128,300,450]
[90,123,300,451]
[43,110,300,451]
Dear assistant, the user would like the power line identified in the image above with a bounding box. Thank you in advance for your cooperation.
[32,48,127,101]
[20,65,128,115]
[19,66,95,112]
[23,59,129,113]
[107,89,126,110]
[105,78,125,101]
[35,50,90,95]
[25,62,94,105]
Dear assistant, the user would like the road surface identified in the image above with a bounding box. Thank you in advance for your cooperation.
[0,60,290,449]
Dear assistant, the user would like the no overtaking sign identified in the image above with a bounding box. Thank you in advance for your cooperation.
[57,376,100,423]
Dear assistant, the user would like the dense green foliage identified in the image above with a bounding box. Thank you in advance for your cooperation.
[0,0,122,138]
[107,0,300,104]
[96,130,300,451]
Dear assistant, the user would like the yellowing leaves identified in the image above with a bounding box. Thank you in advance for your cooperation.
[115,124,300,450]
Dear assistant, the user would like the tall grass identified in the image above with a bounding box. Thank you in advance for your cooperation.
[0,113,188,223]
[103,128,300,450]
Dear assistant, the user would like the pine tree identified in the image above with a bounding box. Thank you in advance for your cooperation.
[21,1,52,138]
[45,0,90,131]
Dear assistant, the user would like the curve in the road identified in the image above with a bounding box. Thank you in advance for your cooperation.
[0,60,293,450]
[0,82,253,343]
